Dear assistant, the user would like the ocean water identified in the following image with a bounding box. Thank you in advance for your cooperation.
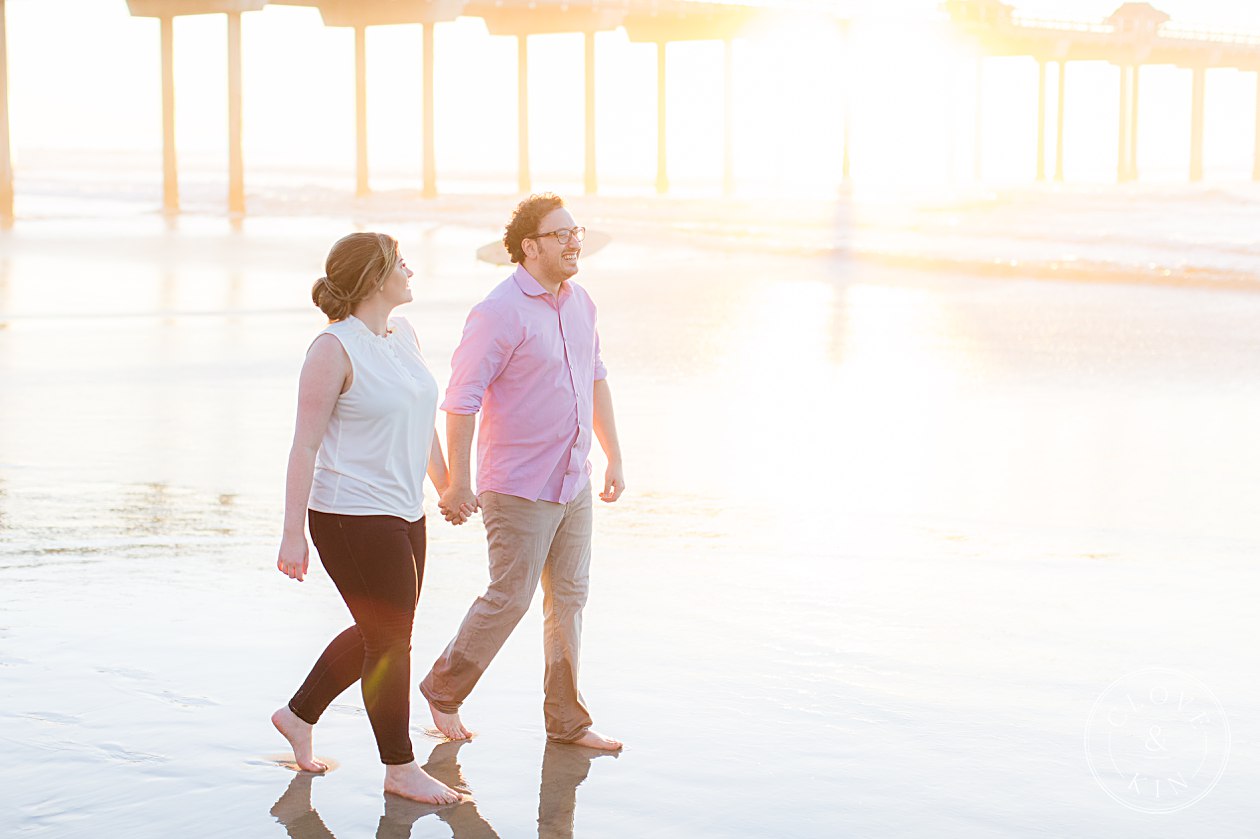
[0,184,1258,837]
[15,150,1260,283]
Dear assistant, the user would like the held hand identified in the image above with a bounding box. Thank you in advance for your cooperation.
[277,534,310,582]
[439,484,479,525]
[441,501,476,525]
[447,502,475,525]
[440,504,472,525]
[600,462,625,503]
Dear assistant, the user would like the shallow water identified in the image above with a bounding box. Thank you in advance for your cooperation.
[0,210,1257,837]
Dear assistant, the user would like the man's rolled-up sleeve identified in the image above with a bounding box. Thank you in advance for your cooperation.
[441,303,515,415]
[592,327,607,382]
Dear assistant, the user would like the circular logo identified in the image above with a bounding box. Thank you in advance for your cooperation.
[1085,668,1231,814]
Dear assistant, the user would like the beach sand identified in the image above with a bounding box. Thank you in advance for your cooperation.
[0,199,1257,837]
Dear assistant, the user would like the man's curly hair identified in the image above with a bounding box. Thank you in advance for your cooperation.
[503,192,566,264]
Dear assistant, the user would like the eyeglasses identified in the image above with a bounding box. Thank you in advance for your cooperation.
[527,226,585,246]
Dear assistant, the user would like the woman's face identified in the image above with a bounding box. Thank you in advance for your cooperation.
[379,252,414,307]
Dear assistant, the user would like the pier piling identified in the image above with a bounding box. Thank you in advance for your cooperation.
[0,0,13,223]
[227,10,244,215]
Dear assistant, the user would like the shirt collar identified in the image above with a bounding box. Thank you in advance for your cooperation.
[345,313,390,339]
[512,264,571,301]
[512,264,548,297]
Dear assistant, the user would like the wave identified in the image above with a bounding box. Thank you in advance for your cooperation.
[10,153,1260,289]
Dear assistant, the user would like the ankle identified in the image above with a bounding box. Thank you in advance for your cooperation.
[384,760,418,776]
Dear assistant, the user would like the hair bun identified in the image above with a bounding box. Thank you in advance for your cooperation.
[317,275,352,301]
[312,232,399,321]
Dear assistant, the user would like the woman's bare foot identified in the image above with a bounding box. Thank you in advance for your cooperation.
[384,761,463,805]
[569,730,623,751]
[427,698,473,741]
[271,706,328,773]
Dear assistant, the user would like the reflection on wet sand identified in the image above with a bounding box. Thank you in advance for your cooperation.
[270,773,335,839]
[538,742,612,839]
[270,739,613,838]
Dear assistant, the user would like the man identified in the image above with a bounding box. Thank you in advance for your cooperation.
[424,193,624,751]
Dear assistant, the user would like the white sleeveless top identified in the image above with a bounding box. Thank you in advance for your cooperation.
[308,315,439,521]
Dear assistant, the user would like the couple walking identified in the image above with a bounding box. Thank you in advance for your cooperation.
[271,193,624,805]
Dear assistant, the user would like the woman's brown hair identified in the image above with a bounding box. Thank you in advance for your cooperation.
[311,232,399,321]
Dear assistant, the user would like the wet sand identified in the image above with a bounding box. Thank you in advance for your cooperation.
[0,203,1257,837]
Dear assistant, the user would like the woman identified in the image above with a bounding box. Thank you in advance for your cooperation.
[271,232,467,805]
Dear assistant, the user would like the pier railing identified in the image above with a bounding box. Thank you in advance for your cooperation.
[1159,25,1260,47]
[1009,16,1111,36]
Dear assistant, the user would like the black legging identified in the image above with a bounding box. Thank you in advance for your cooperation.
[288,511,426,765]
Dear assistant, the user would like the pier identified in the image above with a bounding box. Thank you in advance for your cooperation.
[116,0,768,214]
[946,0,1260,183]
[3,1,1260,220]
[125,1,267,216]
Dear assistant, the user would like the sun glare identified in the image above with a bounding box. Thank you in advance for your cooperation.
[847,19,972,189]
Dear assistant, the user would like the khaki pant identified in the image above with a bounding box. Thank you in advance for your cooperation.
[420,484,594,742]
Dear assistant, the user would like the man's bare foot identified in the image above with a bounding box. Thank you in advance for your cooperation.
[427,698,473,741]
[569,729,623,751]
[271,706,328,773]
[384,761,463,805]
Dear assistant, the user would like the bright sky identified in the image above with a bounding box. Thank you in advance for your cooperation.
[8,0,1260,193]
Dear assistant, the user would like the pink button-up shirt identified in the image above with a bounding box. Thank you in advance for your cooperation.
[442,265,607,504]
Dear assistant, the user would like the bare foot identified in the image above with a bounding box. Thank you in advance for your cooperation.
[271,706,328,773]
[427,698,473,741]
[569,729,623,751]
[384,761,463,805]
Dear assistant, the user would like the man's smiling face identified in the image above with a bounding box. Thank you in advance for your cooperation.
[523,207,582,287]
